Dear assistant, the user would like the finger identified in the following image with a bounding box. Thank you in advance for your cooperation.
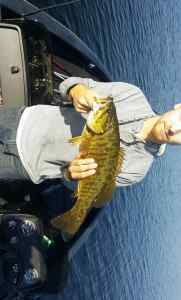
[72,158,96,165]
[79,96,90,108]
[76,107,90,113]
[86,96,97,109]
[78,96,95,110]
[76,102,91,111]
[70,163,98,172]
[74,152,87,160]
[73,102,89,113]
[72,169,96,180]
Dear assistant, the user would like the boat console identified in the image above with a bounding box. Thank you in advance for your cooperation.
[0,21,53,107]
[0,3,111,108]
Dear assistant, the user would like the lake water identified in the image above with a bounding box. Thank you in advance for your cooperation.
[32,1,181,299]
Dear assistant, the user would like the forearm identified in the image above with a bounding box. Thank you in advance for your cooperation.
[59,77,142,104]
[59,77,96,100]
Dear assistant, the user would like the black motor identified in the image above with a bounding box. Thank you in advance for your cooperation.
[0,214,47,300]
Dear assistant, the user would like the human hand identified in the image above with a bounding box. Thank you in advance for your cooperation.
[69,84,97,113]
[65,154,98,180]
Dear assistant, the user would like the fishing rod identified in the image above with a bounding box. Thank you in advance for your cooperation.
[2,0,81,21]
[23,0,81,17]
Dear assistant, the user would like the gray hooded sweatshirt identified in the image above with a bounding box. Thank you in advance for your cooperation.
[16,77,166,189]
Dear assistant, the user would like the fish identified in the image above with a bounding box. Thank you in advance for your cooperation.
[51,97,124,236]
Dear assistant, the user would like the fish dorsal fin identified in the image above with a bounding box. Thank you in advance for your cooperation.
[68,135,82,144]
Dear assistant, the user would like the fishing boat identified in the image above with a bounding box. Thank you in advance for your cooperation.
[0,0,111,257]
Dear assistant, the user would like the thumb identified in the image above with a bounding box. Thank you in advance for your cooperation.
[75,151,87,160]
[86,96,97,110]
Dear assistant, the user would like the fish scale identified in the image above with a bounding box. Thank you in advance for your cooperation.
[51,98,124,236]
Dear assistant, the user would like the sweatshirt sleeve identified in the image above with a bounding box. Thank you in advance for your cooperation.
[59,77,149,107]
[59,76,155,125]
[59,77,97,100]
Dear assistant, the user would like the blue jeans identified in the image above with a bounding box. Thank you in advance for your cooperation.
[37,179,76,220]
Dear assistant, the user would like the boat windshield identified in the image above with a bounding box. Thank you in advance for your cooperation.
[25,25,53,105]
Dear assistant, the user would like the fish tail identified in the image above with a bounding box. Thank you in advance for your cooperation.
[51,194,94,235]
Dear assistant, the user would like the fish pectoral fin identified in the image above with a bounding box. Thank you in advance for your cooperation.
[68,136,82,144]
[93,181,116,208]
[115,147,125,175]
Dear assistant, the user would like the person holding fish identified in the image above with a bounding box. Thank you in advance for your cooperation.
[49,77,181,236]
[59,77,181,186]
[1,76,181,237]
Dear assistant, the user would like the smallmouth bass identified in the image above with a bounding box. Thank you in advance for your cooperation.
[51,97,124,236]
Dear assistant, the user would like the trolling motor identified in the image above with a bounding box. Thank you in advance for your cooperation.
[0,214,49,299]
